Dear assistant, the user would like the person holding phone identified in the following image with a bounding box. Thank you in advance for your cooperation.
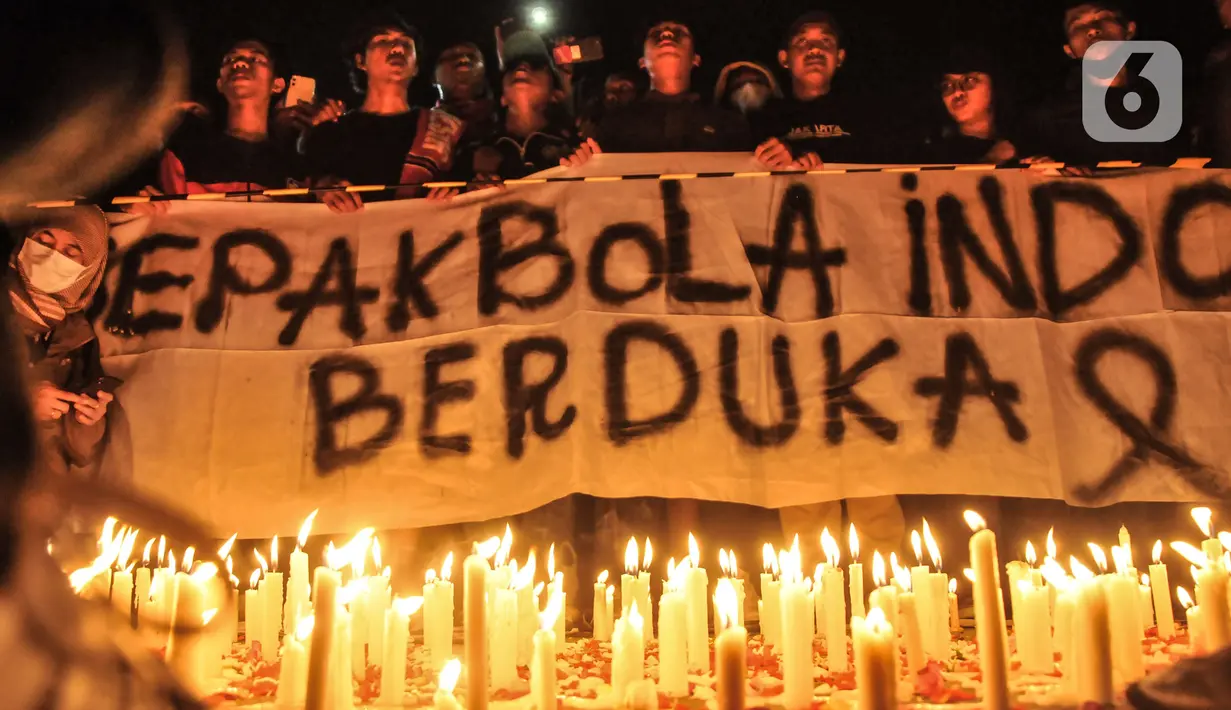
[6,207,115,494]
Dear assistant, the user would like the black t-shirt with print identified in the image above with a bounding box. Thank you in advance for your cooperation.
[751,90,886,164]
[158,114,303,193]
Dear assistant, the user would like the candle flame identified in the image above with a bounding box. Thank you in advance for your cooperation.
[849,523,860,561]
[625,537,638,575]
[1070,556,1095,581]
[142,538,154,565]
[627,599,643,629]
[296,615,315,641]
[183,546,195,572]
[534,581,545,597]
[327,528,375,571]
[1046,528,1057,560]
[1087,543,1108,573]
[99,517,117,552]
[963,510,987,532]
[1025,541,1037,566]
[1141,573,1150,587]
[763,543,775,574]
[297,510,318,549]
[1016,579,1033,595]
[548,543,556,580]
[476,536,500,560]
[383,565,391,579]
[949,578,957,594]
[1153,540,1163,565]
[226,556,233,577]
[217,533,237,560]
[338,579,367,606]
[923,519,941,569]
[606,586,614,603]
[865,606,890,633]
[1192,507,1213,538]
[1191,565,1200,585]
[963,568,975,583]
[1170,541,1208,569]
[598,570,609,585]
[392,595,425,616]
[254,548,268,573]
[249,569,261,589]
[1112,545,1130,575]
[814,563,824,584]
[1040,557,1071,591]
[872,550,887,586]
[820,527,839,566]
[167,549,176,573]
[370,537,380,571]
[643,538,653,569]
[117,528,138,569]
[715,578,739,631]
[1177,586,1194,609]
[157,535,166,566]
[439,659,462,694]
[497,524,513,567]
[541,589,564,631]
[730,550,738,577]
[513,551,536,589]
[719,548,730,577]
[688,533,700,568]
[442,552,454,582]
[269,536,278,572]
[427,569,438,584]
[203,609,217,625]
[894,562,911,591]
[68,523,132,593]
[890,552,900,581]
[911,530,923,565]
[1220,532,1231,553]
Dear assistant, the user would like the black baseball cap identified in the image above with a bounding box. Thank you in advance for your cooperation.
[783,11,844,50]
[501,30,563,88]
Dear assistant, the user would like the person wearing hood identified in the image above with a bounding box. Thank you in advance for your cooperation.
[714,61,782,116]
[922,47,1018,164]
[467,30,580,181]
[7,208,114,516]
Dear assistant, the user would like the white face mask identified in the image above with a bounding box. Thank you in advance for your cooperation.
[732,82,772,114]
[18,239,86,293]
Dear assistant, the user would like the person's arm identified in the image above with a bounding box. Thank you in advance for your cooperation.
[61,340,108,467]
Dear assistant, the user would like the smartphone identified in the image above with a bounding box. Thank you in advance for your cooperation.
[285,75,316,107]
[79,375,124,397]
[553,37,604,65]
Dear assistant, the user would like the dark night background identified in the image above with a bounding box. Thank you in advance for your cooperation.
[0,0,1222,196]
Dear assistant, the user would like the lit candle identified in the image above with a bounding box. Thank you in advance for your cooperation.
[348,553,369,676]
[245,570,263,654]
[1178,587,1204,653]
[658,559,688,697]
[621,537,639,618]
[948,578,960,632]
[896,568,926,675]
[110,529,137,623]
[532,591,563,710]
[491,561,520,690]
[715,550,745,632]
[638,539,653,640]
[304,533,356,710]
[923,521,950,661]
[1015,579,1052,674]
[380,596,422,705]
[424,552,456,670]
[714,578,747,710]
[367,541,391,672]
[593,570,612,641]
[287,512,315,634]
[821,531,848,673]
[1192,507,1223,563]
[1071,560,1113,706]
[853,607,896,710]
[254,547,276,661]
[964,511,1010,710]
[869,552,897,645]
[909,529,932,648]
[759,543,781,649]
[1138,573,1154,634]
[611,601,645,705]
[279,616,314,707]
[264,537,284,663]
[331,586,354,710]
[684,533,709,673]
[166,563,216,697]
[1106,544,1144,686]
[548,544,567,643]
[515,553,538,667]
[464,539,495,710]
[849,524,865,619]
[434,659,464,710]
[136,539,154,628]
[1173,539,1231,650]
[779,538,812,710]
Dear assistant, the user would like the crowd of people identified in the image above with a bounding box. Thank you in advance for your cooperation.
[117,0,1230,214]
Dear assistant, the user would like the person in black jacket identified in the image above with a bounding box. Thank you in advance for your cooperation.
[560,19,753,165]
[922,47,1019,164]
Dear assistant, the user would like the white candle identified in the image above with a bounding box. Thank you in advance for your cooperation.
[966,512,1010,710]
[516,577,536,667]
[658,564,688,697]
[279,617,312,707]
[245,576,264,654]
[948,581,960,633]
[166,572,208,697]
[780,546,812,710]
[368,573,390,673]
[684,534,709,673]
[304,565,338,710]
[898,591,927,675]
[135,566,152,627]
[491,586,519,690]
[464,550,490,710]
[1194,564,1231,650]
[532,592,563,710]
[849,524,865,619]
[1016,580,1053,674]
[434,660,464,710]
[1054,589,1076,694]
[424,561,456,670]
[1006,560,1030,636]
[760,543,781,649]
[331,604,353,710]
[1185,599,1205,654]
[714,579,747,710]
[1073,579,1113,706]
[552,573,567,643]
[1138,578,1154,634]
[611,601,645,705]
[824,565,848,673]
[288,546,311,631]
[350,578,368,675]
[264,570,284,662]
[111,567,134,621]
[853,608,897,710]
[593,571,612,642]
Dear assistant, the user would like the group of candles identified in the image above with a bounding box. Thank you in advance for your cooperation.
[67,505,1231,710]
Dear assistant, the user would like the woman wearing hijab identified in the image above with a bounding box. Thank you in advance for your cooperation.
[8,207,115,492]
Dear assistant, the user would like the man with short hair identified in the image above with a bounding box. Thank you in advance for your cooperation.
[434,40,499,145]
[752,11,881,167]
[149,39,308,198]
[303,13,465,211]
[1018,0,1186,166]
[603,71,640,109]
[562,19,753,164]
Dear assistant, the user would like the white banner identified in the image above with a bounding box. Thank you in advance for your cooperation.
[94,156,1231,537]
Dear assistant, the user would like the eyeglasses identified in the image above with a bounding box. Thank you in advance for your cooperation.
[648,24,692,43]
[939,74,984,96]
